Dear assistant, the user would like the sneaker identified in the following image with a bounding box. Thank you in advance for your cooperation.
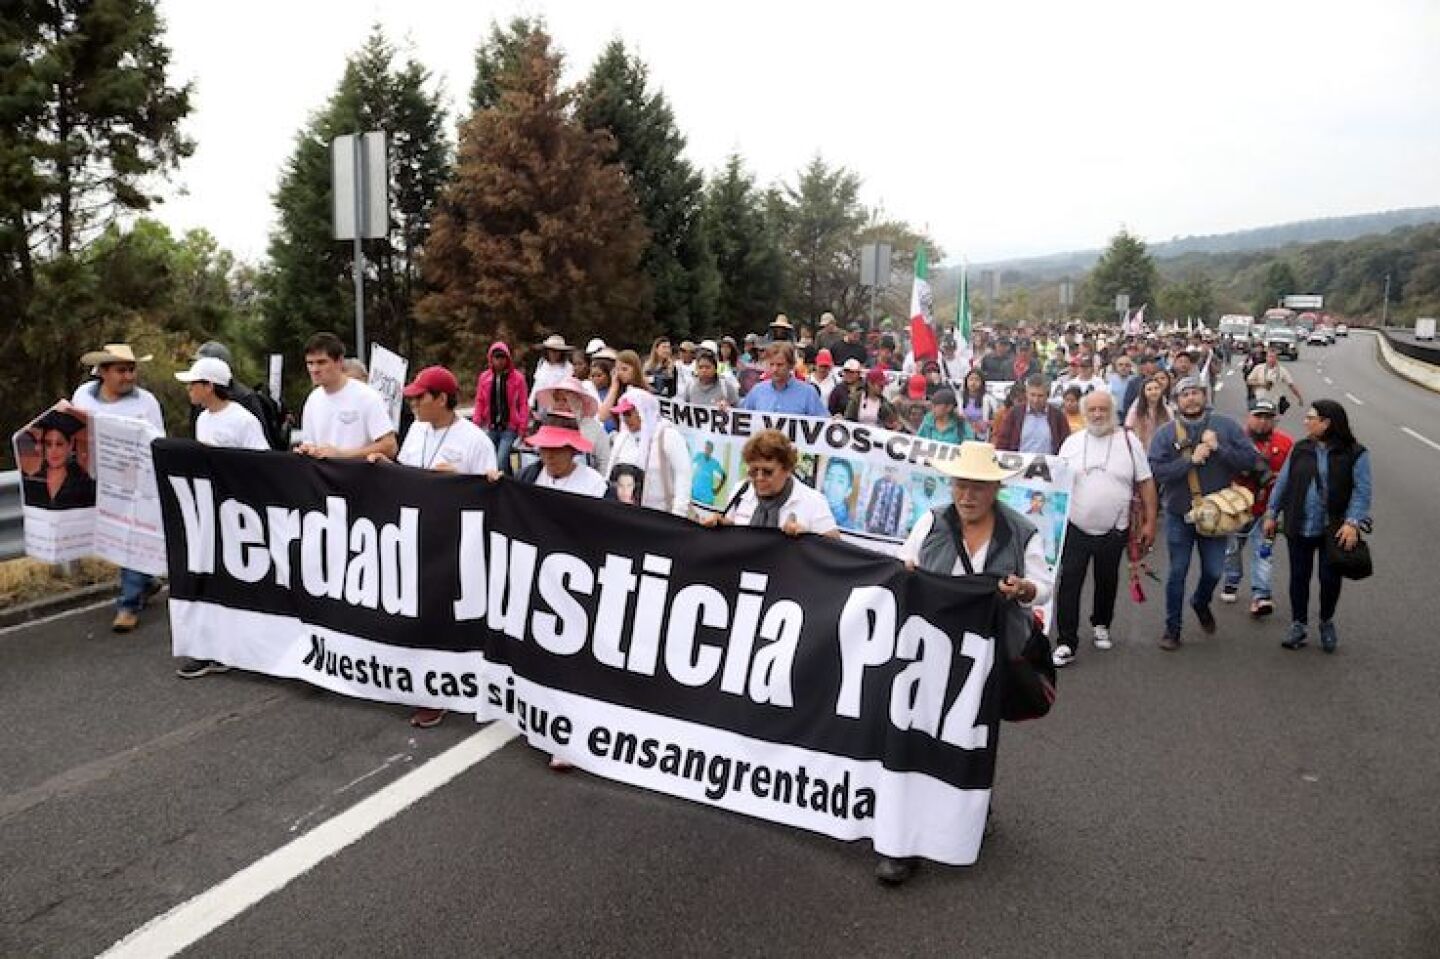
[1192,603,1217,634]
[1281,622,1308,650]
[175,658,231,679]
[1159,631,1182,651]
[1219,587,1239,604]
[1319,621,1338,654]
[1093,625,1112,650]
[410,707,446,728]
[875,856,918,886]
[1250,597,1275,618]
[111,610,139,633]
[1052,644,1075,668]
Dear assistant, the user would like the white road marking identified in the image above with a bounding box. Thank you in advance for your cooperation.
[99,723,519,959]
[1323,376,1334,385]
[0,598,111,637]
[1344,393,1365,406]
[1401,427,1440,453]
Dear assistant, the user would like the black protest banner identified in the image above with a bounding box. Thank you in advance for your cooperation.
[153,440,1005,864]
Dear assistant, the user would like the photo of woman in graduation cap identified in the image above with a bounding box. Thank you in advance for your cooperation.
[20,408,96,511]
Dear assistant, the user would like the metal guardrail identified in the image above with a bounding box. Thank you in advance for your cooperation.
[1,470,22,561]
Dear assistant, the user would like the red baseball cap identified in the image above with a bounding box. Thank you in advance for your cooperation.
[815,348,834,366]
[403,365,459,397]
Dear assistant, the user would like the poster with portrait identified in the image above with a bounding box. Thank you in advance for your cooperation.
[609,463,647,507]
[11,403,166,572]
[12,404,98,563]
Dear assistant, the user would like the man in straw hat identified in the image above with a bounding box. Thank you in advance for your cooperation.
[71,342,167,632]
[887,440,1053,886]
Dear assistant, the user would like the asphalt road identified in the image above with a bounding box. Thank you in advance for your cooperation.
[3,333,1439,958]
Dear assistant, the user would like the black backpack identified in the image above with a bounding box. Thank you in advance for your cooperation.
[237,385,289,451]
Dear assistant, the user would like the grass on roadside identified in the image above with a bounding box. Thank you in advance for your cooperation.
[0,557,118,610]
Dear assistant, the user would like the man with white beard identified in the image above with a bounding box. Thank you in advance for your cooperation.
[1052,390,1158,666]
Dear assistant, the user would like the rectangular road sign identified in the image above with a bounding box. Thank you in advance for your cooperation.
[332,132,388,240]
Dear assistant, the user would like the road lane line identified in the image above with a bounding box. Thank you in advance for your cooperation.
[1323,376,1334,385]
[98,722,519,959]
[0,598,111,637]
[1345,393,1365,406]
[1401,427,1440,453]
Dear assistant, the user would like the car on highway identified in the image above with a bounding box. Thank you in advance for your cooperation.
[1265,327,1300,360]
[1307,328,1332,346]
[1336,323,1349,337]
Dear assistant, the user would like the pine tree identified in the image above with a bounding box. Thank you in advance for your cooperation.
[576,41,718,339]
[470,17,544,111]
[419,31,651,361]
[769,157,868,322]
[702,154,784,333]
[0,0,192,454]
[1083,229,1158,320]
[262,26,449,373]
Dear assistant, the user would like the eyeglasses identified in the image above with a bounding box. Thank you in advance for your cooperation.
[746,464,779,479]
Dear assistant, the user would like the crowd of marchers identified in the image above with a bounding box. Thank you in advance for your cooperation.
[37,309,1372,886]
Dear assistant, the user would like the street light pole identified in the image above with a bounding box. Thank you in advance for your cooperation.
[1382,272,1392,326]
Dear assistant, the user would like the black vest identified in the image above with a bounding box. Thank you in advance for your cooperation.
[1277,439,1364,533]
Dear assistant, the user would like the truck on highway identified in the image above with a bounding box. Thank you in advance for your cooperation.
[1219,314,1256,346]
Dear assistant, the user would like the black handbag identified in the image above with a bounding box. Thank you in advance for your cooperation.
[1324,521,1373,581]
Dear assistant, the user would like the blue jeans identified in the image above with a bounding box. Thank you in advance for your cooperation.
[118,567,156,613]
[1222,518,1274,599]
[1164,512,1227,633]
[487,429,518,476]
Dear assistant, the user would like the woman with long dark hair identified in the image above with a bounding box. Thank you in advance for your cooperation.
[1262,399,1372,653]
[1124,373,1175,449]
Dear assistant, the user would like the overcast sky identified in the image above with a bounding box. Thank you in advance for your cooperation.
[153,0,1440,265]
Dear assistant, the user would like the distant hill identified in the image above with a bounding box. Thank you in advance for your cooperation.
[964,206,1440,282]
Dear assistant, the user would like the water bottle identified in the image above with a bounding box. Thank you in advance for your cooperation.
[1258,537,1274,561]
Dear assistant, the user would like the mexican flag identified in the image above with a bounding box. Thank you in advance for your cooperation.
[909,245,938,361]
[954,262,973,371]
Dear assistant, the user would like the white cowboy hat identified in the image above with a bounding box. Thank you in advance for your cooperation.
[584,337,607,356]
[930,442,1019,484]
[769,314,794,329]
[539,334,572,352]
[80,343,153,366]
[534,376,599,420]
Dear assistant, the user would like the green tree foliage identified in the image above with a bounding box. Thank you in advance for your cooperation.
[418,31,651,364]
[702,155,784,334]
[576,40,718,339]
[768,157,867,322]
[470,17,544,111]
[262,26,450,384]
[0,0,193,454]
[1254,260,1298,314]
[1158,271,1217,322]
[1082,229,1158,320]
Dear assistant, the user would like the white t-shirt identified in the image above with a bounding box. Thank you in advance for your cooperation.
[300,379,394,450]
[197,402,268,450]
[534,463,609,498]
[70,382,166,434]
[397,416,497,474]
[728,479,838,535]
[1246,362,1294,399]
[898,510,1054,607]
[1057,429,1152,535]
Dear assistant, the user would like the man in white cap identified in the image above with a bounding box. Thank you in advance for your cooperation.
[171,355,267,678]
[71,342,167,632]
[828,357,864,416]
[176,357,268,452]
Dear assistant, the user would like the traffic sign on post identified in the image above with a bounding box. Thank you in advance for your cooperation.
[1114,293,1130,314]
[333,132,388,363]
